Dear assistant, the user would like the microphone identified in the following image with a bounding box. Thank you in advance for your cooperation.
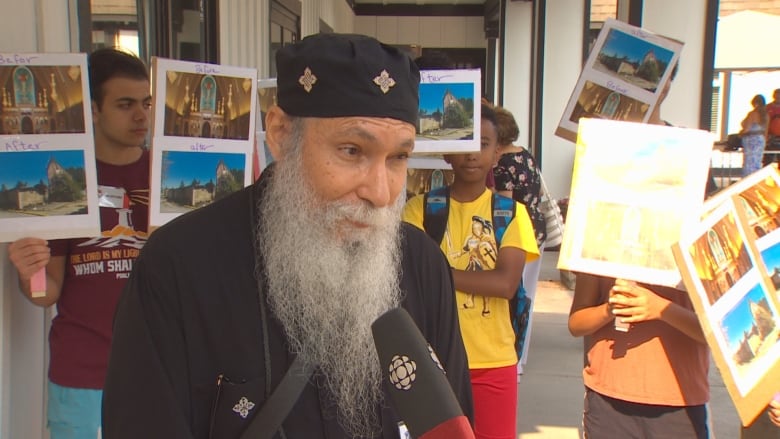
[371,308,475,439]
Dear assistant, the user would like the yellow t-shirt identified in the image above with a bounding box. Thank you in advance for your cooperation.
[403,189,539,369]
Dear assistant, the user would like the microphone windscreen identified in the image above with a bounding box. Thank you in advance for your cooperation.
[371,307,468,438]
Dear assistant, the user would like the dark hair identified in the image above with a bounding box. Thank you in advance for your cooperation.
[413,50,455,70]
[753,94,769,125]
[88,48,149,108]
[481,103,498,129]
[670,62,679,81]
[493,106,519,145]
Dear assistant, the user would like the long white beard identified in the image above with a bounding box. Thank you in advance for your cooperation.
[258,151,404,437]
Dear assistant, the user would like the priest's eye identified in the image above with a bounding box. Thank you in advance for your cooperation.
[339,145,360,156]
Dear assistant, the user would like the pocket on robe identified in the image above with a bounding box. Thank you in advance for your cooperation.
[208,374,266,439]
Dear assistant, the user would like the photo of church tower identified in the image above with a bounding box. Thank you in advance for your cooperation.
[0,150,87,217]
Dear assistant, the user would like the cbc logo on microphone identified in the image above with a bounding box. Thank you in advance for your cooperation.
[388,355,417,390]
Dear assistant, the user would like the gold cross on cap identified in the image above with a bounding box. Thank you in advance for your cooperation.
[373,70,396,94]
[299,67,317,93]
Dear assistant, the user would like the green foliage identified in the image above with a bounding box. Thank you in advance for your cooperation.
[214,168,243,201]
[636,60,660,83]
[48,173,83,202]
[64,167,85,188]
[442,105,469,129]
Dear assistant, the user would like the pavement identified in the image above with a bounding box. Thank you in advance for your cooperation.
[516,251,745,439]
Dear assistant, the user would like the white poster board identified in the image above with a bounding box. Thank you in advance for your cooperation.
[0,52,99,242]
[414,69,481,155]
[674,196,780,426]
[557,118,714,287]
[556,18,683,142]
[148,57,257,228]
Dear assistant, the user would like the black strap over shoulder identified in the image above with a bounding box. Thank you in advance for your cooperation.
[239,356,315,439]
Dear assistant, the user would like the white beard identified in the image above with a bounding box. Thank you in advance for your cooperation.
[258,147,404,437]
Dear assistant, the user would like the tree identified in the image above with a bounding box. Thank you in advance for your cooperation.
[636,60,660,83]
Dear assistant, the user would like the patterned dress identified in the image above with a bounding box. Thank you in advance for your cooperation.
[493,149,545,247]
[742,122,766,176]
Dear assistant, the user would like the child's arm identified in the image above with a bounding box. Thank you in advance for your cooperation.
[609,279,706,344]
[451,246,525,300]
[568,272,613,337]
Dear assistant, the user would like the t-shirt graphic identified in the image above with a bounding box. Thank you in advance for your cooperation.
[448,215,498,316]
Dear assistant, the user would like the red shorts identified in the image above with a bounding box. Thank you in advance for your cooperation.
[470,365,517,439]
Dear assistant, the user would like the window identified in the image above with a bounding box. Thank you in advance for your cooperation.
[77,0,217,64]
[269,0,300,77]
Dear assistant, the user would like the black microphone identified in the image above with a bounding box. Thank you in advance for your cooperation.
[371,307,474,439]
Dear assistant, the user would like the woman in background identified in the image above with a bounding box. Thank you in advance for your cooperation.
[740,94,769,176]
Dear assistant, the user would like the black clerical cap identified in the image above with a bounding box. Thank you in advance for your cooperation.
[275,33,420,125]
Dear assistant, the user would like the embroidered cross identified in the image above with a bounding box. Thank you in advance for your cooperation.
[232,396,256,419]
[298,67,317,93]
[373,70,396,94]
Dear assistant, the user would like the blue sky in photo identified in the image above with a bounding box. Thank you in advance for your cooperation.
[419,83,474,113]
[0,150,85,188]
[722,284,774,352]
[161,150,245,188]
[600,28,674,66]
[761,242,780,273]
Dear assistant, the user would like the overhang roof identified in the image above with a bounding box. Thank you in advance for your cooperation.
[715,10,779,70]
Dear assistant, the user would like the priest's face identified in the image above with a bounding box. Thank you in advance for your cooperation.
[293,115,414,243]
[258,115,409,437]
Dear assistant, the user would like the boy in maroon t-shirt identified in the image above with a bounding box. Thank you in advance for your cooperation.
[7,48,151,439]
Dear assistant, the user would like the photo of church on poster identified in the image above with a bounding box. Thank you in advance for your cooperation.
[0,52,99,242]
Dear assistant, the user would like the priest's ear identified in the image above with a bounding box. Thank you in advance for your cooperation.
[264,105,293,161]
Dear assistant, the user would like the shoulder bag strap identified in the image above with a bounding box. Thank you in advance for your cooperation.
[239,355,315,439]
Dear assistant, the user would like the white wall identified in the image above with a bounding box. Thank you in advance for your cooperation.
[219,0,271,75]
[643,0,708,130]
[319,0,355,34]
[0,1,74,437]
[538,0,585,199]
[353,15,486,49]
[501,1,533,149]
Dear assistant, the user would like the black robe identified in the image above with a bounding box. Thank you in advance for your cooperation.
[102,176,473,439]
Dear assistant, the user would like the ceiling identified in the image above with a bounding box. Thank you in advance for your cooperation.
[352,0,484,4]
[349,0,490,17]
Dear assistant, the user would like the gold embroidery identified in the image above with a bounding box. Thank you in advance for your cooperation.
[373,70,396,94]
[298,67,317,93]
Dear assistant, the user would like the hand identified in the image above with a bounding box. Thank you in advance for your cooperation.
[8,237,51,281]
[608,279,670,324]
[769,395,780,427]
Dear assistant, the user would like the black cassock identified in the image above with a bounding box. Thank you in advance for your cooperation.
[102,176,473,439]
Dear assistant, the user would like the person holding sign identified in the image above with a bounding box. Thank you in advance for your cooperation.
[568,276,709,438]
[6,48,151,439]
[567,64,710,438]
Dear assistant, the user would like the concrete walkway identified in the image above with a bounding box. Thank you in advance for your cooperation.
[516,251,744,438]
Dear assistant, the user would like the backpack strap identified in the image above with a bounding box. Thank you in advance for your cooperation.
[491,193,515,245]
[423,186,450,244]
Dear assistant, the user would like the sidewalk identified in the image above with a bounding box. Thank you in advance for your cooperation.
[516,251,742,439]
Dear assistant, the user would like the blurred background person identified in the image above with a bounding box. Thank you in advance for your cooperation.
[740,94,769,176]
[763,89,780,167]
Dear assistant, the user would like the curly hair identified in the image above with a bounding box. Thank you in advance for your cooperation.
[493,106,519,146]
